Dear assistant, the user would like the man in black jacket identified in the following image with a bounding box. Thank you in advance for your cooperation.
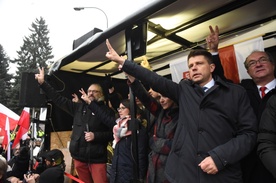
[105,39,257,183]
[35,68,113,183]
[209,25,276,183]
[23,149,65,183]
[241,50,276,183]
[257,94,276,181]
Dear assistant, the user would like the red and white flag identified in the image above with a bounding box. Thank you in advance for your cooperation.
[0,103,19,137]
[170,37,264,84]
[2,117,11,160]
[220,37,264,83]
[12,107,30,149]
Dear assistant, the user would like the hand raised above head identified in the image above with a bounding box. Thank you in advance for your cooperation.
[206,25,219,53]
[105,39,126,65]
[35,67,45,85]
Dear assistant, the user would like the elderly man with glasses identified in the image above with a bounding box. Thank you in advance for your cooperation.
[207,25,276,183]
[241,50,276,183]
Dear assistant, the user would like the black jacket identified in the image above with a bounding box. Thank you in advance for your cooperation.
[40,82,113,163]
[7,153,29,180]
[240,79,276,121]
[38,165,64,183]
[130,79,179,183]
[88,101,148,183]
[257,94,276,180]
[240,79,276,183]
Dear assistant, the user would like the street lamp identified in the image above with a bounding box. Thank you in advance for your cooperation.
[74,7,108,29]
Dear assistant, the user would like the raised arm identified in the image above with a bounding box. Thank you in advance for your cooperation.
[207,25,228,81]
[35,67,77,114]
[206,25,219,53]
[106,39,126,65]
[127,74,160,116]
[35,67,45,84]
[105,39,179,103]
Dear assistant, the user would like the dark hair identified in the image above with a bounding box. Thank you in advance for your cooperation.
[187,49,213,64]
[120,99,142,115]
[120,99,130,109]
[19,146,30,158]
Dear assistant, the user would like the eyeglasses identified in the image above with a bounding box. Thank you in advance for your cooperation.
[246,57,270,68]
[117,107,127,111]
[87,90,100,94]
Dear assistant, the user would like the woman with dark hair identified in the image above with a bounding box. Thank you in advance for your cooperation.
[80,89,148,183]
[126,74,179,183]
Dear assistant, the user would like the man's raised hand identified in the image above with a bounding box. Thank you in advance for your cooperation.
[79,88,91,104]
[206,25,219,53]
[35,67,45,85]
[105,39,126,65]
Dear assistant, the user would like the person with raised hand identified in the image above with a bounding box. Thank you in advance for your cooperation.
[35,67,113,183]
[207,25,276,183]
[104,38,257,183]
[80,89,148,183]
[126,73,178,183]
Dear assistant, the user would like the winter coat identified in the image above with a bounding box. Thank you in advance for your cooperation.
[121,60,257,183]
[7,152,29,180]
[238,79,276,183]
[130,79,178,183]
[257,94,276,181]
[40,82,113,163]
[38,165,64,183]
[240,79,276,121]
[88,101,148,183]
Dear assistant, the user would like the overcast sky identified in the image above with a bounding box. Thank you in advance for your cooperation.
[0,0,152,73]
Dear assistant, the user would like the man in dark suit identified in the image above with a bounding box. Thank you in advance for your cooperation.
[240,50,276,183]
[208,25,276,183]
[257,94,276,181]
[105,37,257,183]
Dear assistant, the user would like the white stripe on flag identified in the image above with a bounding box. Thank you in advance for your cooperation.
[234,37,264,81]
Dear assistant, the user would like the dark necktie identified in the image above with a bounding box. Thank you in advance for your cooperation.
[202,87,208,92]
[260,86,267,98]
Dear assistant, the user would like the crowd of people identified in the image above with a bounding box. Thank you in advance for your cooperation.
[0,146,65,183]
[1,25,275,183]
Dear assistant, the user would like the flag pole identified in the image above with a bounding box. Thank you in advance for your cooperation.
[29,107,36,171]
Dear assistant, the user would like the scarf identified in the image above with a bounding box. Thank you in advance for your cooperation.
[112,116,132,148]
